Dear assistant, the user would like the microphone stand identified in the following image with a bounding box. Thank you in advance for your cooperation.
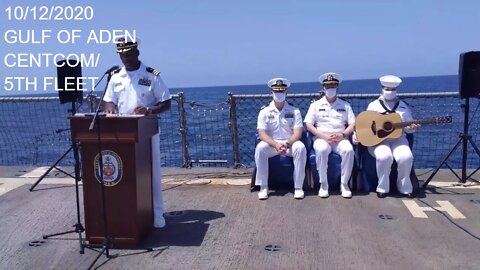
[83,72,116,268]
[86,72,108,113]
[37,70,112,258]
[39,101,86,255]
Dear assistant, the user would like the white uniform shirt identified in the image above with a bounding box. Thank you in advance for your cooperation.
[257,101,303,140]
[304,96,355,134]
[103,62,171,115]
[366,96,414,133]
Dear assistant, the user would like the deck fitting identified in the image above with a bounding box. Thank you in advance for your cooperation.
[28,240,46,247]
[264,244,281,252]
[470,199,480,204]
[165,211,185,217]
[378,214,395,220]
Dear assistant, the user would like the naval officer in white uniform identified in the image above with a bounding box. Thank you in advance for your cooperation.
[304,73,355,198]
[255,78,307,200]
[103,36,171,227]
[362,75,419,198]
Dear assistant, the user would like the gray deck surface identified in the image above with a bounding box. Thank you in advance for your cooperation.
[0,167,479,270]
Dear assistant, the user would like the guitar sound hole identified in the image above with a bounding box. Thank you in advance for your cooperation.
[383,122,393,131]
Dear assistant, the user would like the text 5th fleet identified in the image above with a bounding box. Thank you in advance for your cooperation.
[4,77,98,92]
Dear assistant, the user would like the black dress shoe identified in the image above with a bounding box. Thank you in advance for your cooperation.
[377,192,387,198]
[405,193,415,199]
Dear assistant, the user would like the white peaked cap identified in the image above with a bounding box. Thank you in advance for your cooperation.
[319,72,342,84]
[267,78,291,88]
[379,75,402,88]
[115,35,141,53]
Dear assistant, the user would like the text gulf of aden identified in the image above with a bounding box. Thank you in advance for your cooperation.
[4,29,136,45]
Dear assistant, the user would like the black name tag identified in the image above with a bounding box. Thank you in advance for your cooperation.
[138,78,151,86]
[336,108,346,112]
[318,109,326,111]
[285,113,294,118]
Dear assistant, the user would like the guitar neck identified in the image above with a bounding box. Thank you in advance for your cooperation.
[392,118,442,128]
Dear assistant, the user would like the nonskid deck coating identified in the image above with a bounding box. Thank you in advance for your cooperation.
[0,167,479,269]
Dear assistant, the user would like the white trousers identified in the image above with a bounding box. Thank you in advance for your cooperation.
[313,138,354,187]
[368,136,413,194]
[151,132,164,221]
[254,140,306,189]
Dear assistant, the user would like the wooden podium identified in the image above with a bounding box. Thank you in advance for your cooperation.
[70,114,158,248]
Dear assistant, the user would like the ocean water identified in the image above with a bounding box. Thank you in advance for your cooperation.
[1,74,479,170]
[175,75,459,103]
[2,74,459,101]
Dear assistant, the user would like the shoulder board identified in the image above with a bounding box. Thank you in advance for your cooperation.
[338,97,347,102]
[146,67,161,76]
[110,67,122,76]
[261,104,269,110]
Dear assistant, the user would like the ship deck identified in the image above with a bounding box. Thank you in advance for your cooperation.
[1,166,479,270]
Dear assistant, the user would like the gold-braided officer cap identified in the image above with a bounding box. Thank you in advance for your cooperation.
[115,36,141,53]
[267,77,291,91]
[319,72,342,85]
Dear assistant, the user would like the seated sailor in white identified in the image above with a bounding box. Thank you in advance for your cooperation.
[304,72,355,198]
[356,75,419,198]
[255,78,307,200]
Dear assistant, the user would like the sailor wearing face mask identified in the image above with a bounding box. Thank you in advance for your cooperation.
[364,75,419,198]
[304,73,355,198]
[255,78,307,200]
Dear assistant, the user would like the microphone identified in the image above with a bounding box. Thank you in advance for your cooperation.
[105,65,120,75]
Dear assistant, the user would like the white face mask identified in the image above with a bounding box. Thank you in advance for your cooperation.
[382,89,397,100]
[272,92,286,102]
[324,88,337,98]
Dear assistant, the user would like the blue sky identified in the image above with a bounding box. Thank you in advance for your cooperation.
[1,0,479,95]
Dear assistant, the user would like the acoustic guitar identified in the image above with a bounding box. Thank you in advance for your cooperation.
[355,111,452,147]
